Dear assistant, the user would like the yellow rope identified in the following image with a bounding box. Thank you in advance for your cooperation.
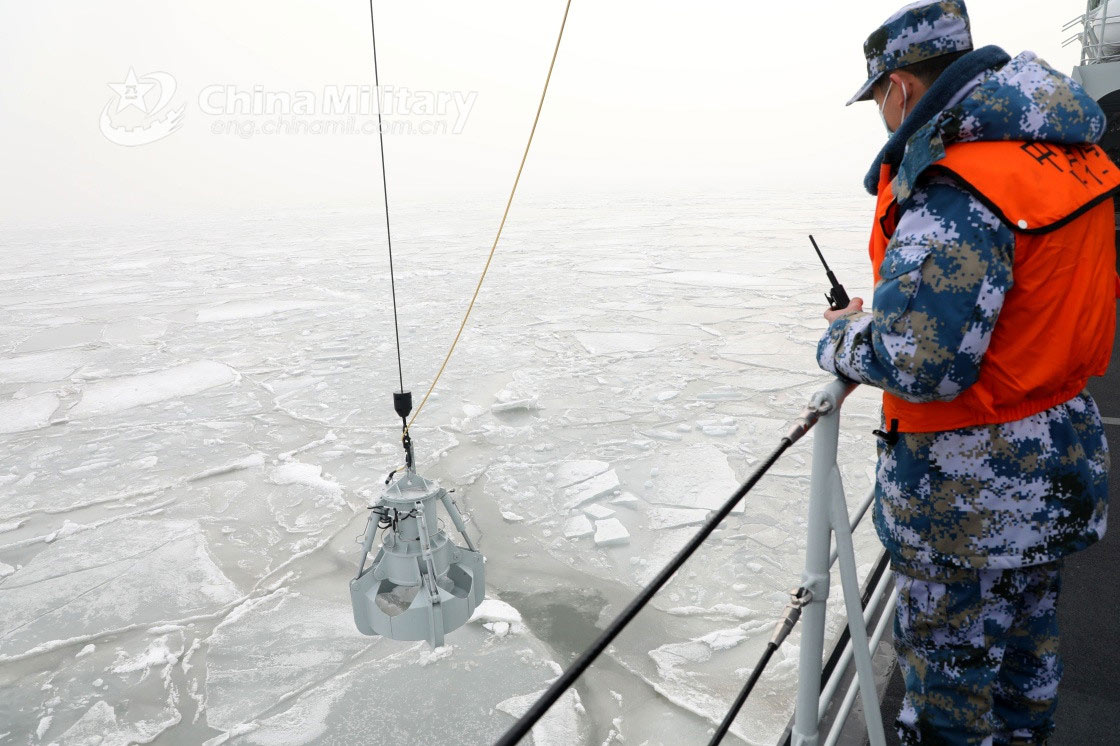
[404,0,574,440]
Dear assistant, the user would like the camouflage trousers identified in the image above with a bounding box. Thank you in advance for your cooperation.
[891,560,1063,745]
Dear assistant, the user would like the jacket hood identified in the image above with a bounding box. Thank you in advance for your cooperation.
[949,51,1107,146]
[864,48,1107,197]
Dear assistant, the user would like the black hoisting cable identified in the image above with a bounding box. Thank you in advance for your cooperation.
[708,586,813,745]
[495,436,797,746]
[367,0,405,396]
[709,643,778,744]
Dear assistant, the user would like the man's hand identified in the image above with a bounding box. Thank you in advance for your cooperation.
[824,297,864,324]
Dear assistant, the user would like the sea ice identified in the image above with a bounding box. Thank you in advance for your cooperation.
[1,196,882,744]
[553,460,610,489]
[573,331,693,355]
[67,361,238,419]
[0,519,241,659]
[203,591,371,731]
[54,700,178,746]
[492,398,540,414]
[583,504,615,519]
[206,592,564,744]
[0,349,84,383]
[563,514,594,539]
[497,687,585,746]
[645,444,743,514]
[268,462,342,497]
[646,507,710,530]
[658,271,786,289]
[196,300,326,322]
[111,635,181,674]
[665,604,756,620]
[593,519,630,547]
[469,599,523,626]
[561,469,621,509]
[0,392,59,433]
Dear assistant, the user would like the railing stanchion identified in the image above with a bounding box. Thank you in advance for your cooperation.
[792,381,846,746]
[827,460,887,746]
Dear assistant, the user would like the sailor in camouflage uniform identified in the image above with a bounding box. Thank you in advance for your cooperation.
[817,1,1118,743]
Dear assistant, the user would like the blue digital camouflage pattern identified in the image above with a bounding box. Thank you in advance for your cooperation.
[848,0,973,105]
[818,52,1111,570]
[893,560,1062,744]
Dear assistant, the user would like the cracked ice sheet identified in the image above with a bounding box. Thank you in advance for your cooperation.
[0,392,59,433]
[0,349,86,383]
[638,619,799,743]
[573,330,695,355]
[205,591,582,745]
[67,360,239,419]
[1,197,880,743]
[0,518,241,660]
[2,628,190,745]
[645,444,743,514]
[0,412,270,523]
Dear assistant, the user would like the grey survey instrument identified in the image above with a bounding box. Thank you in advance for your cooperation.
[351,465,485,648]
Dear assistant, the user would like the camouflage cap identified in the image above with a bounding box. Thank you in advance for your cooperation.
[847,0,973,106]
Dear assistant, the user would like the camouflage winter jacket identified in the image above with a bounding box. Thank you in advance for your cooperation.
[818,48,1112,570]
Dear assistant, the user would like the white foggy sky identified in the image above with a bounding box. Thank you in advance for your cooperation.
[0,1,1084,227]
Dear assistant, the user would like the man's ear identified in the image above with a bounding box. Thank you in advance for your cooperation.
[886,72,905,99]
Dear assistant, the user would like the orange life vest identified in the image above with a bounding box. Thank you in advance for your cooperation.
[870,140,1120,433]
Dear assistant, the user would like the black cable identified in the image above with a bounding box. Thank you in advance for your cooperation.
[708,642,778,745]
[367,0,405,394]
[494,437,795,746]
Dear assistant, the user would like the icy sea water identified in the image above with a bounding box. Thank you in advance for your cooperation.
[0,192,885,745]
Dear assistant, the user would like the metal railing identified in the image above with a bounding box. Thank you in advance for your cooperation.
[789,379,893,746]
[1064,1,1120,65]
[495,378,898,745]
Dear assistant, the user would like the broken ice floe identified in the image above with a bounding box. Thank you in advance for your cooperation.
[196,300,328,323]
[0,519,241,660]
[665,604,757,620]
[646,507,710,530]
[496,687,586,746]
[583,504,615,520]
[573,331,693,355]
[68,361,238,419]
[203,590,562,744]
[469,599,526,636]
[268,462,342,497]
[563,514,594,539]
[561,469,621,510]
[645,444,742,514]
[0,349,84,383]
[491,398,540,414]
[0,392,60,433]
[593,518,630,547]
[552,459,609,489]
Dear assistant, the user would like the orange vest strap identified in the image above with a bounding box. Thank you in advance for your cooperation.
[928,141,1120,234]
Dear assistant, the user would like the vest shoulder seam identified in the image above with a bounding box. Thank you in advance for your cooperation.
[924,164,1120,235]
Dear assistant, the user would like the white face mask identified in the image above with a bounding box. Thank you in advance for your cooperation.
[878,79,909,134]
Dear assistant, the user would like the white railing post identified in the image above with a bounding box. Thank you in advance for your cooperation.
[791,379,886,746]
